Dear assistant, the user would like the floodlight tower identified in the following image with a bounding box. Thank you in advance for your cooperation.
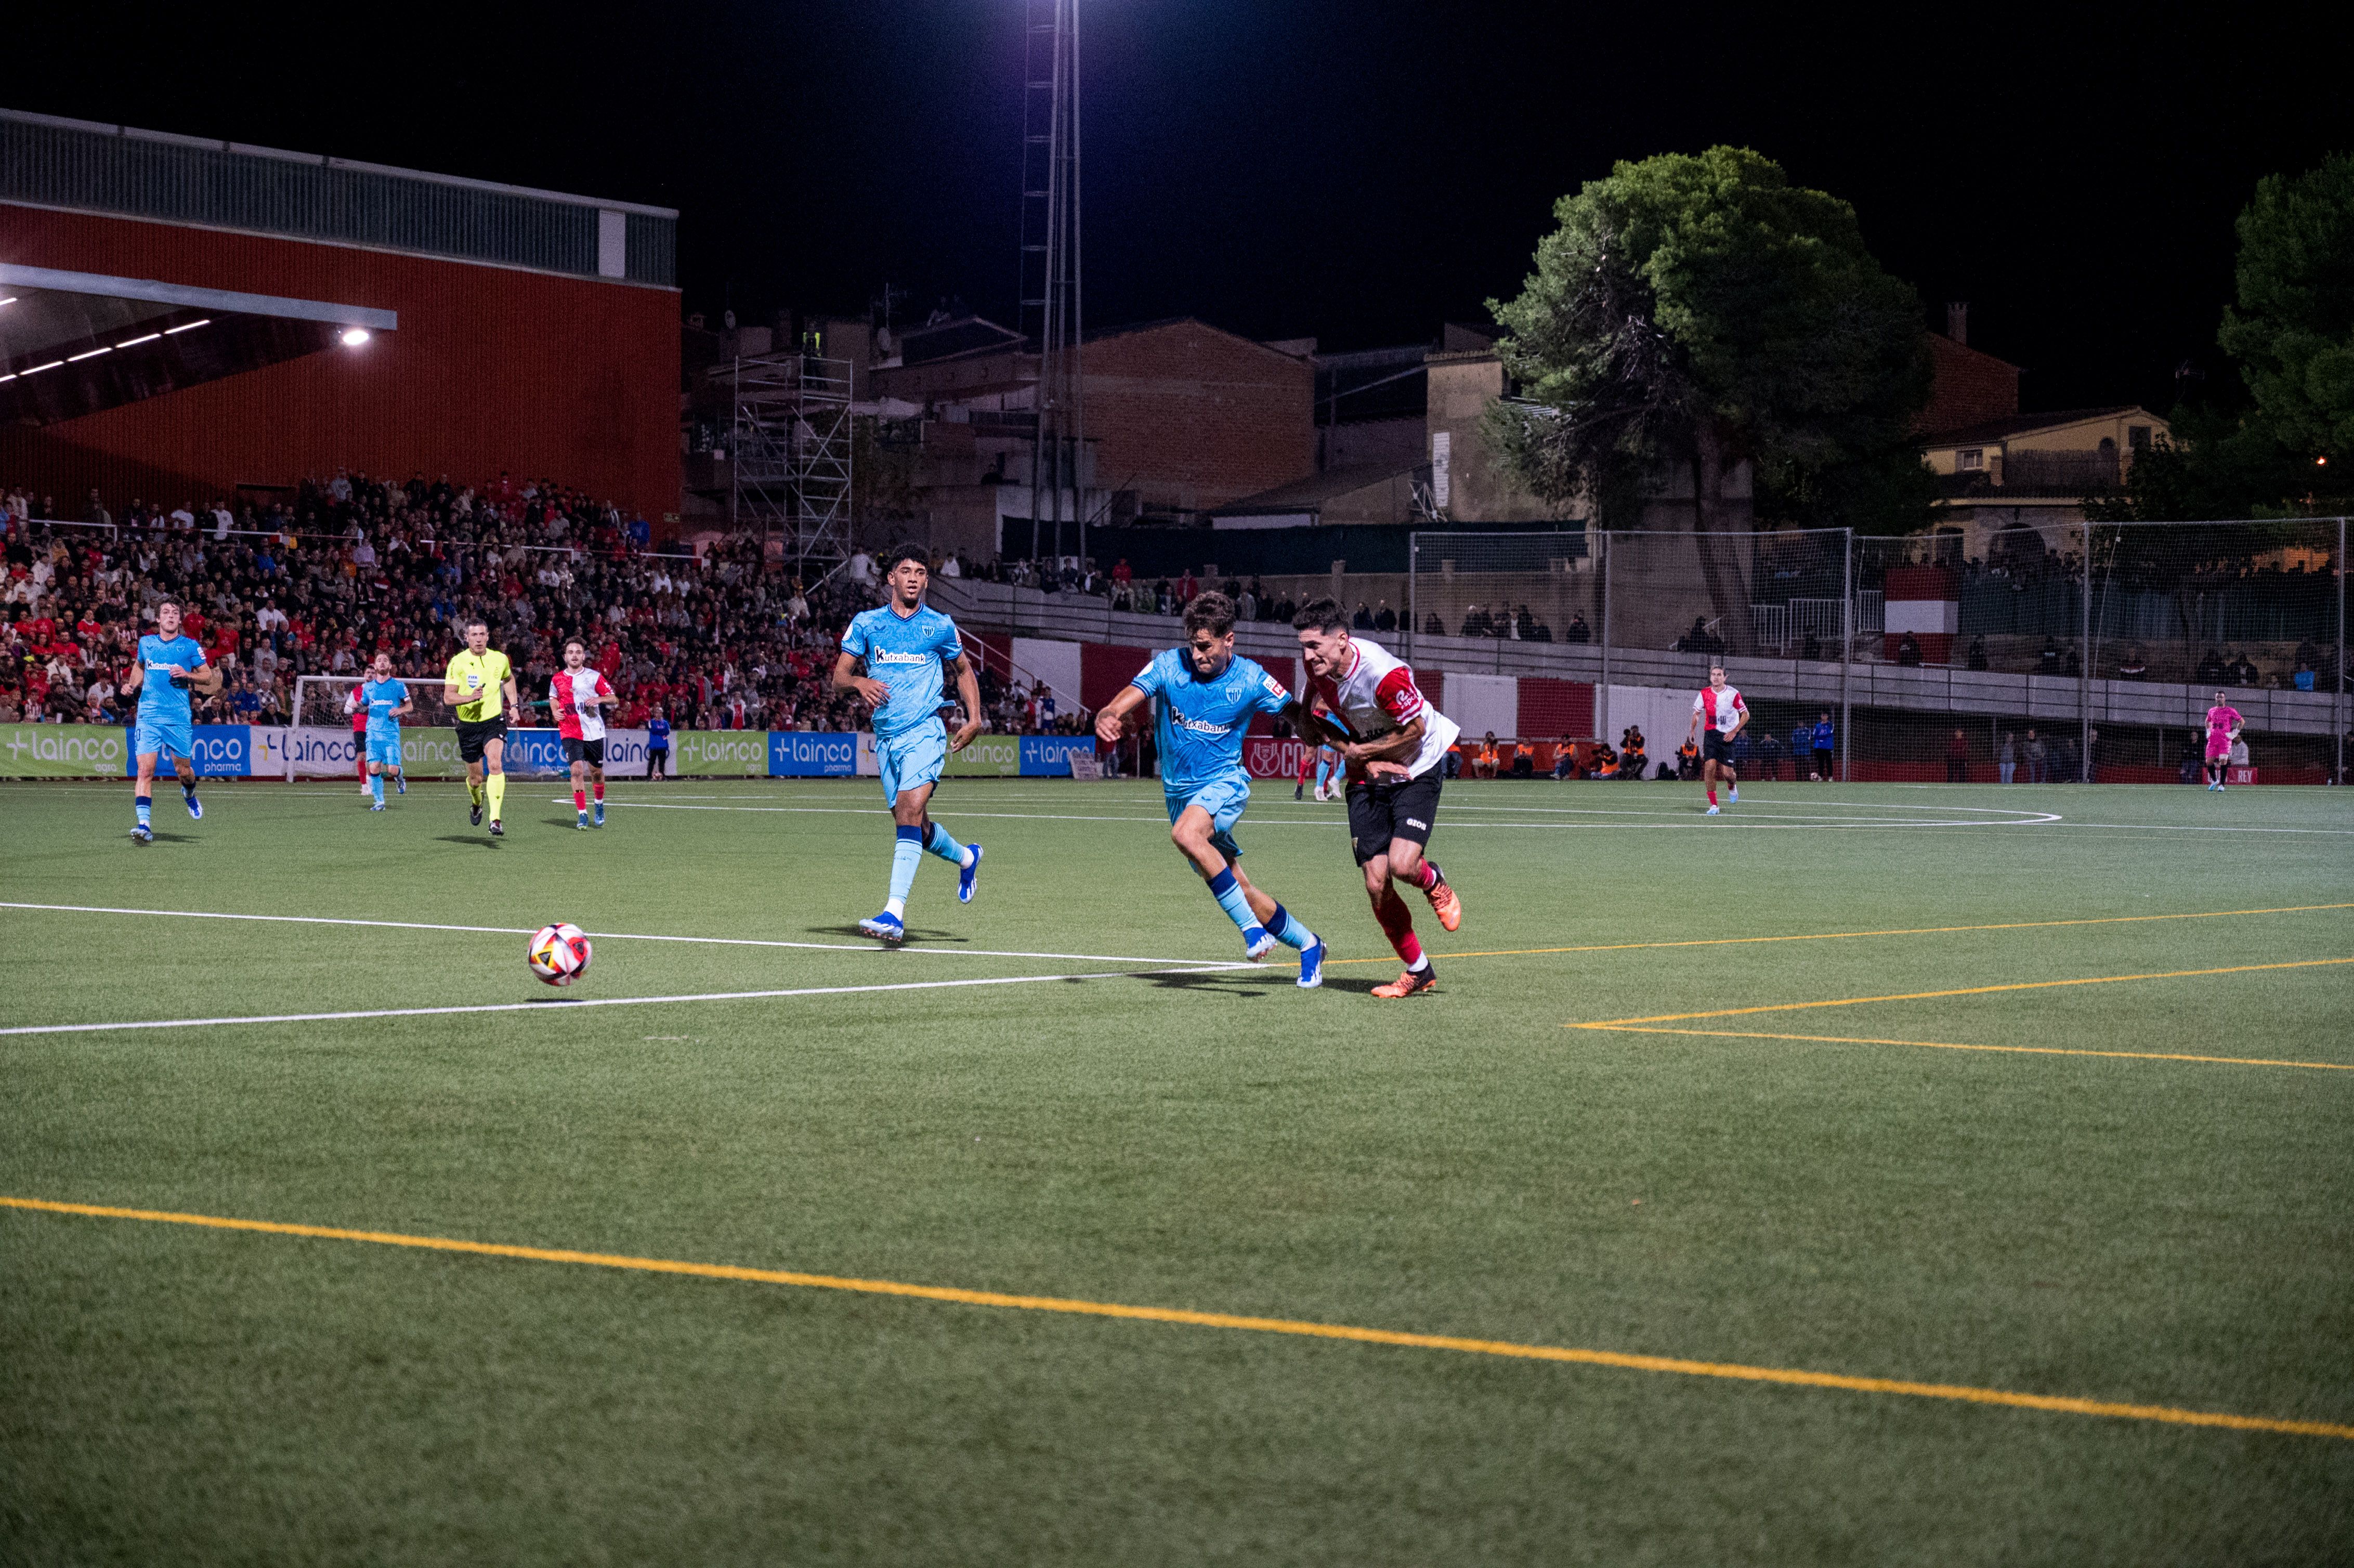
[1017,0,1084,561]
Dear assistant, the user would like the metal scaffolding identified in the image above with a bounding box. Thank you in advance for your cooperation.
[727,349,853,573]
[1016,0,1084,560]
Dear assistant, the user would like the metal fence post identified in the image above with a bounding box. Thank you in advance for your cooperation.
[1839,528,1852,783]
[1598,529,1612,743]
[2081,515,2093,783]
[2339,516,2347,786]
[1405,534,1417,668]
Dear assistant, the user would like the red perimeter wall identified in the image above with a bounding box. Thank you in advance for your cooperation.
[0,205,679,521]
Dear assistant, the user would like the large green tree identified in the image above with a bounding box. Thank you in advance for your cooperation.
[2219,151,2354,460]
[1486,147,1931,649]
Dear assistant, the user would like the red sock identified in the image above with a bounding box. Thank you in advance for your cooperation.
[1413,859,1441,892]
[1707,785,1718,805]
[1372,885,1423,966]
[573,789,587,813]
[593,780,605,801]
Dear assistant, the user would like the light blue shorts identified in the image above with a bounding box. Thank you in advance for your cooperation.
[366,730,404,767]
[878,720,948,804]
[1166,774,1251,860]
[134,714,192,762]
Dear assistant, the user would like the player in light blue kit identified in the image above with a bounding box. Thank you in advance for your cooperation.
[1093,591,1327,986]
[834,545,987,943]
[120,599,221,843]
[356,651,413,810]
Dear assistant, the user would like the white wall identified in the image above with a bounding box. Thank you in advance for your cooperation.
[1447,672,1518,741]
[1010,636,1086,712]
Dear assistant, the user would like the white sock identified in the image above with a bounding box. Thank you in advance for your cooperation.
[885,897,907,918]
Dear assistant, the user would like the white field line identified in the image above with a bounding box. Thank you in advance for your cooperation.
[0,964,1258,1039]
[0,903,1248,969]
[595,800,2064,831]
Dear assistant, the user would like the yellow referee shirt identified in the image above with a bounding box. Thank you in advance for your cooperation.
[444,648,514,723]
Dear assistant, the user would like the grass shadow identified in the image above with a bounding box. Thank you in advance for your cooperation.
[807,924,972,944]
[433,835,502,848]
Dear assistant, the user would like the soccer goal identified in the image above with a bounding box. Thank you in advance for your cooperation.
[286,673,553,781]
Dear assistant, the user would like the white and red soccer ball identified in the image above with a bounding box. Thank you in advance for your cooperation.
[528,922,593,987]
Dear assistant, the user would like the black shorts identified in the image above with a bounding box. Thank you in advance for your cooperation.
[1702,731,1737,765]
[563,736,606,766]
[455,718,507,763]
[1345,769,1443,866]
[1812,747,1835,773]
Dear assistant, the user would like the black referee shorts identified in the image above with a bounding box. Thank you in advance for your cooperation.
[456,718,508,763]
[1345,770,1443,866]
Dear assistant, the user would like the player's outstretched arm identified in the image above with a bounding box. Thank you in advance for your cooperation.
[947,653,985,751]
[1095,684,1147,744]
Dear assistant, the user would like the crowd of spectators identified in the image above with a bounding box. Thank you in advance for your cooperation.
[0,472,963,734]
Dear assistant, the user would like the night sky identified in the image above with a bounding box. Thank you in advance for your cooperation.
[18,2,2349,413]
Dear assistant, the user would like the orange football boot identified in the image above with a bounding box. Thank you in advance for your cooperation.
[1371,966,1438,999]
[1423,874,1462,932]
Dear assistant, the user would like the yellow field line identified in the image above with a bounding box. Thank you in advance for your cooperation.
[1315,901,2354,967]
[1575,958,2354,1027]
[1579,1025,2354,1073]
[5,1195,2349,1442]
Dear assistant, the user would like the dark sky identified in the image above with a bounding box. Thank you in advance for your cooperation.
[18,2,2350,412]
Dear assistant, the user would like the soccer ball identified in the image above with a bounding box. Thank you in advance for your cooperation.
[528,922,593,987]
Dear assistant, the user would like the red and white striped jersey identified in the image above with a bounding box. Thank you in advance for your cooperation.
[552,667,613,741]
[1693,683,1747,736]
[1306,635,1460,780]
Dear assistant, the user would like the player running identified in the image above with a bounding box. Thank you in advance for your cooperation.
[442,619,520,838]
[121,599,221,843]
[1095,591,1326,985]
[835,546,986,943]
[552,638,618,829]
[1293,598,1461,999]
[2203,690,2244,791]
[356,652,412,810]
[1686,664,1747,815]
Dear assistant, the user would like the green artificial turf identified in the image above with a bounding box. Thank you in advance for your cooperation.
[2,775,2350,1564]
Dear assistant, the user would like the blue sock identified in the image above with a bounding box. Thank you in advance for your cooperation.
[1264,901,1316,951]
[181,779,198,801]
[1204,866,1258,935]
[886,825,923,913]
[370,773,384,804]
[924,821,969,865]
[135,794,152,827]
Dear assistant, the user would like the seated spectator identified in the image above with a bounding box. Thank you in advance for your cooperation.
[2040,635,2063,674]
[1441,743,1461,779]
[2117,648,2147,680]
[1509,746,1534,778]
[1618,726,1647,779]
[1897,632,1923,667]
[1373,599,1397,632]
[1424,611,1445,637]
[2196,648,2228,683]
[2232,652,2260,686]
[1470,731,1501,779]
[1564,612,1590,644]
[1588,742,1618,779]
[2295,662,2316,692]
[1552,735,1578,780]
[1801,631,1821,660]
[1460,605,1489,638]
[1515,605,1537,641]
[1966,633,1989,671]
[1676,739,1700,779]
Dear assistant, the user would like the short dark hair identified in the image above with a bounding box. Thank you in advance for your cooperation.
[462,617,487,633]
[564,638,585,652]
[1182,591,1237,638]
[886,543,928,572]
[1291,597,1349,634]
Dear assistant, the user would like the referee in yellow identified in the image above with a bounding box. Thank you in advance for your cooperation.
[443,618,522,837]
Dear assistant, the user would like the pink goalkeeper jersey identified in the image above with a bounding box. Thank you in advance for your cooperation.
[2206,704,2242,740]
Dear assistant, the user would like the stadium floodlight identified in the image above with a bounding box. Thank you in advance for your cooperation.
[164,318,210,334]
[341,328,372,347]
[115,332,162,348]
[0,296,17,306]
[21,360,64,375]
[66,346,112,362]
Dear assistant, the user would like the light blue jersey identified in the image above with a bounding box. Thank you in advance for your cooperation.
[360,678,408,740]
[135,634,207,728]
[1128,646,1292,797]
[841,603,963,741]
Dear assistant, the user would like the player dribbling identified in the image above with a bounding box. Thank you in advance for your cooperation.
[1094,591,1325,985]
[1687,663,1747,815]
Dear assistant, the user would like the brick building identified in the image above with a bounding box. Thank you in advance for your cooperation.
[1079,319,1313,516]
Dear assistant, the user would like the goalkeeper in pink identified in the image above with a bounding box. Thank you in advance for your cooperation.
[2202,691,2243,791]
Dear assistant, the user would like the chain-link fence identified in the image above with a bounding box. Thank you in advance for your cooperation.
[1408,519,2348,784]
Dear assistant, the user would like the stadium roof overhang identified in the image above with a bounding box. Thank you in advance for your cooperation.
[0,264,397,427]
